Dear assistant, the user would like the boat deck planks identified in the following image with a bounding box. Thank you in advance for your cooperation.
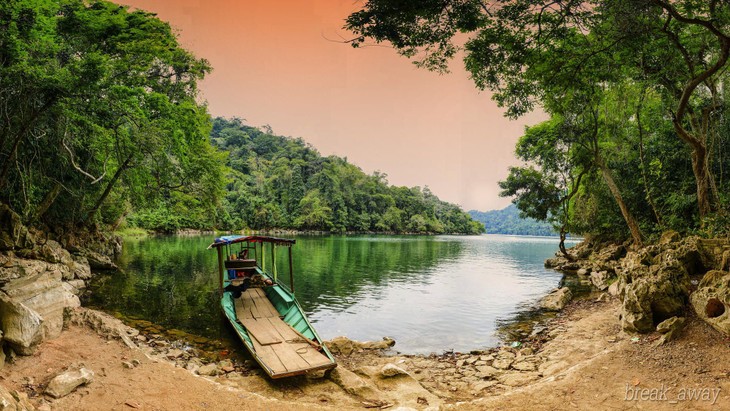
[233,287,278,319]
[235,288,332,375]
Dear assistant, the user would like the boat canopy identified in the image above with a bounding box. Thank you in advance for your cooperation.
[207,235,295,249]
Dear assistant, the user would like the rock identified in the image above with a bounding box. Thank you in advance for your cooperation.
[690,270,730,336]
[654,316,686,345]
[491,358,513,370]
[0,384,35,411]
[71,255,92,280]
[380,363,408,378]
[497,372,540,387]
[608,279,624,297]
[576,268,590,277]
[471,381,498,392]
[359,337,396,350]
[122,361,135,369]
[475,365,500,379]
[659,230,681,245]
[69,309,138,349]
[0,291,44,355]
[197,364,218,376]
[590,271,614,291]
[78,249,117,270]
[541,287,572,311]
[1,266,80,342]
[0,204,34,251]
[511,361,538,371]
[325,336,394,356]
[596,244,626,262]
[329,367,377,398]
[656,316,685,334]
[45,367,94,399]
[619,259,690,333]
[166,349,184,359]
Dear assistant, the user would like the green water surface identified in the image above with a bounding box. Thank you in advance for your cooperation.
[85,234,576,354]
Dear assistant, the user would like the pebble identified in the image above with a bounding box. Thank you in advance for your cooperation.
[122,361,135,369]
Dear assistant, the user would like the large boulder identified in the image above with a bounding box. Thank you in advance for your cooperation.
[690,270,730,336]
[1,268,80,340]
[0,291,44,355]
[541,287,572,311]
[619,259,690,333]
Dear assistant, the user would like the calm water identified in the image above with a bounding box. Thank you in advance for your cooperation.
[85,234,575,354]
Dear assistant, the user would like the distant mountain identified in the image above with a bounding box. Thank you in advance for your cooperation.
[468,204,557,236]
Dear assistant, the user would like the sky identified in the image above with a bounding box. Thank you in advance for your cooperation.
[118,0,544,211]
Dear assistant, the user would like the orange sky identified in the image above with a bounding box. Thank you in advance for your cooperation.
[118,0,544,211]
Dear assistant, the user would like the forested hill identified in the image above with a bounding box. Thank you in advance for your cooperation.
[131,117,484,234]
[468,205,555,237]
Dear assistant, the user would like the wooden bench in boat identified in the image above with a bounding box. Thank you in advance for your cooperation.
[234,288,332,376]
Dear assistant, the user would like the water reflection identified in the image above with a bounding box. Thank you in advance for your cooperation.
[85,234,576,354]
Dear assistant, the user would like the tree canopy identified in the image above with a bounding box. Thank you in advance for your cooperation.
[347,0,730,243]
[0,0,224,233]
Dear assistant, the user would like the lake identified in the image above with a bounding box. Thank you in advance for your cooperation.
[85,234,577,354]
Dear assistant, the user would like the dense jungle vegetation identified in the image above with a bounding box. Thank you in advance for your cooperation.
[0,0,482,236]
[347,0,730,252]
[469,205,555,237]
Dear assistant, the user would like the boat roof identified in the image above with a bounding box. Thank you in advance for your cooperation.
[208,235,296,249]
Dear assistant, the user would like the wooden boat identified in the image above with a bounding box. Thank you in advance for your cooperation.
[208,235,337,378]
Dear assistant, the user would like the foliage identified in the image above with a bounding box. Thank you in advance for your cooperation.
[469,205,556,237]
[346,0,730,242]
[0,0,224,234]
[206,118,484,234]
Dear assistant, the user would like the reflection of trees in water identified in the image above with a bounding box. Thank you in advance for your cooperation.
[284,236,465,311]
[85,235,465,339]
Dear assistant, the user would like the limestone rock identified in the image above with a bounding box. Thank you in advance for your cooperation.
[325,336,395,356]
[329,367,378,398]
[360,337,396,350]
[68,308,137,349]
[2,268,80,340]
[0,384,35,411]
[659,230,680,245]
[577,268,590,276]
[197,363,218,376]
[690,270,730,336]
[475,365,500,379]
[45,367,94,399]
[511,361,538,371]
[541,287,572,311]
[0,291,44,355]
[619,259,690,333]
[71,256,92,280]
[380,363,408,378]
[656,316,686,334]
[590,270,614,291]
[497,372,540,387]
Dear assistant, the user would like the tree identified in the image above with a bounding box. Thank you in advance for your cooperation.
[0,0,219,232]
[346,0,730,233]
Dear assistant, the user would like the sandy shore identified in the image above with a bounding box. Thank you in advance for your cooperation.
[2,295,730,410]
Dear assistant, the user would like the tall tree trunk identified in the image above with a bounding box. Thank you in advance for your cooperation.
[86,155,132,222]
[690,144,715,220]
[559,225,574,261]
[599,162,643,247]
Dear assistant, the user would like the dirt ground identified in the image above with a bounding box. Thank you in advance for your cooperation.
[2,296,729,410]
